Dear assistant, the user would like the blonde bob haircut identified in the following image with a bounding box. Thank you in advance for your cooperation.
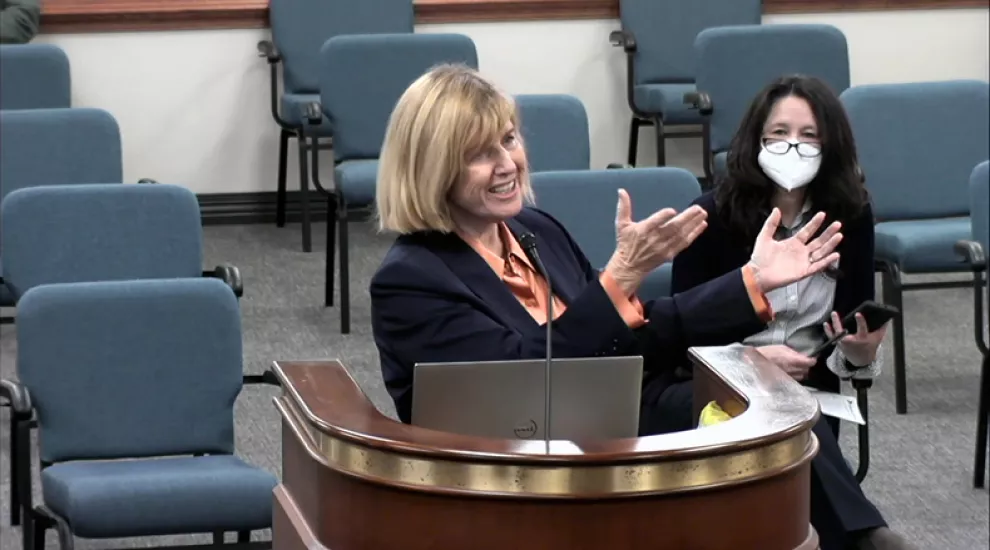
[376,64,533,234]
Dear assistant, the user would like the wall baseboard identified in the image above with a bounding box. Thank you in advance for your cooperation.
[198,179,711,226]
[198,191,336,226]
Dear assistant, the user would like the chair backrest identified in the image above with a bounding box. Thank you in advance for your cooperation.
[516,94,590,172]
[840,81,990,221]
[1,184,204,298]
[0,44,71,110]
[620,0,762,85]
[0,108,123,201]
[17,278,243,464]
[971,161,990,256]
[531,168,703,268]
[320,33,479,162]
[695,24,850,153]
[269,0,414,94]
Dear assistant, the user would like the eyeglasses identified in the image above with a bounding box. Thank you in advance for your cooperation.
[762,138,822,158]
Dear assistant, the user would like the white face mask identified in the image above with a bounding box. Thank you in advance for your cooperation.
[758,143,821,192]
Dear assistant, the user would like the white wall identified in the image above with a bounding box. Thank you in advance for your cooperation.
[36,8,990,195]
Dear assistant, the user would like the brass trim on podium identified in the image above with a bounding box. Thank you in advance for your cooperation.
[275,394,818,498]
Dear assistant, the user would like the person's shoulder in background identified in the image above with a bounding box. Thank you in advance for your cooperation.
[0,0,42,45]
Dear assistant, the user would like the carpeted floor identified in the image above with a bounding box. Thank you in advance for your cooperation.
[1,220,987,549]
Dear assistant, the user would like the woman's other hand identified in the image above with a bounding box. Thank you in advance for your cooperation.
[756,344,817,381]
[747,208,843,293]
[824,311,886,366]
[605,189,708,295]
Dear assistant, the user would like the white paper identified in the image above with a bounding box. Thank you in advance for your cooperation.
[807,390,866,425]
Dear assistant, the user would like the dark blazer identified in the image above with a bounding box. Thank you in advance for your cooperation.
[371,206,767,423]
[670,191,877,393]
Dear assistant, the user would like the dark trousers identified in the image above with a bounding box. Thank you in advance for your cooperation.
[641,380,887,550]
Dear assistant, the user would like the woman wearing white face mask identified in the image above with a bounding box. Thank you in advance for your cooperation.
[671,75,913,550]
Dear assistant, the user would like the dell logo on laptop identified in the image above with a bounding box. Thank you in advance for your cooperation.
[513,419,538,439]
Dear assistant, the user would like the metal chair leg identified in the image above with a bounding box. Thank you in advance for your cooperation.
[275,128,289,228]
[653,116,666,167]
[9,407,20,526]
[975,353,988,488]
[324,194,337,308]
[627,116,641,166]
[881,265,909,414]
[296,131,312,253]
[339,211,350,335]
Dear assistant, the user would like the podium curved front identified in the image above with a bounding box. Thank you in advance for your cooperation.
[271,346,821,550]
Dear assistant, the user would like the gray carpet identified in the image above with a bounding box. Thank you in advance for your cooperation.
[1,220,988,549]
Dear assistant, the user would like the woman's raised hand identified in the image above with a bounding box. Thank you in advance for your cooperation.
[604,189,708,296]
[747,208,843,293]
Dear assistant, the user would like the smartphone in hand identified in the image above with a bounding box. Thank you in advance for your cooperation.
[842,301,900,334]
[807,329,848,358]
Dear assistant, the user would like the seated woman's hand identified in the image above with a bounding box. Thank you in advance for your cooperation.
[824,311,886,366]
[604,188,708,295]
[755,344,817,381]
[747,208,843,293]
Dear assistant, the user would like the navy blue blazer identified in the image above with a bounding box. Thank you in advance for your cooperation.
[670,191,877,393]
[370,207,768,423]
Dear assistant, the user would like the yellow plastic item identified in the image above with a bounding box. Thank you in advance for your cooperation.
[698,400,733,427]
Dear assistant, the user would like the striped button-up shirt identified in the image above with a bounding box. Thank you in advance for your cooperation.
[741,203,883,379]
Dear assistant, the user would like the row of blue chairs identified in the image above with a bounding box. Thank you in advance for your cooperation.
[2,34,986,416]
[0,183,276,550]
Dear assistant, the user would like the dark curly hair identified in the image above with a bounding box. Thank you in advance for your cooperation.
[714,74,868,247]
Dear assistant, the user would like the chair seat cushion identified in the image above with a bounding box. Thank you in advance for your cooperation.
[281,93,333,135]
[632,83,704,125]
[41,454,277,538]
[874,217,972,273]
[335,159,379,207]
[638,264,672,300]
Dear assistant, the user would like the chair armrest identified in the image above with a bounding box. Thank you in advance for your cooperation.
[955,239,987,271]
[137,178,158,184]
[684,91,713,116]
[257,40,281,63]
[606,163,633,170]
[204,263,243,298]
[305,101,323,126]
[0,379,33,416]
[608,30,637,53]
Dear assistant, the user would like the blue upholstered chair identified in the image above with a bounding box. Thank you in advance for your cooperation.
[0,183,250,527]
[0,108,123,316]
[609,0,761,167]
[531,168,703,300]
[0,183,243,300]
[0,44,71,110]
[516,94,591,172]
[258,0,414,252]
[0,278,276,550]
[686,24,850,185]
[515,93,628,172]
[841,80,990,414]
[955,160,990,488]
[303,33,479,334]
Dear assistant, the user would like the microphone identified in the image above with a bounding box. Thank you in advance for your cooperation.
[518,232,553,452]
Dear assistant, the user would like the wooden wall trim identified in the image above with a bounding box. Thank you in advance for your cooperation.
[40,0,989,34]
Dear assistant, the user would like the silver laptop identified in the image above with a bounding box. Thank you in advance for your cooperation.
[411,356,643,441]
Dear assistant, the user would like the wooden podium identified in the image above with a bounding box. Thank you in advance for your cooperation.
[270,346,821,550]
